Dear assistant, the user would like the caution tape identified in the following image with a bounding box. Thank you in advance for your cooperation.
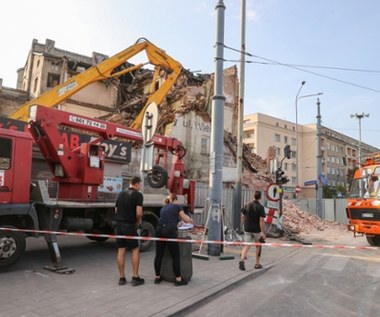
[0,227,379,251]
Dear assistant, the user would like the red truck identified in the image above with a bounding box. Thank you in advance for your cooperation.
[0,105,195,272]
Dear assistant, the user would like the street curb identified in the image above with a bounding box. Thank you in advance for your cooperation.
[152,247,302,317]
[150,265,272,317]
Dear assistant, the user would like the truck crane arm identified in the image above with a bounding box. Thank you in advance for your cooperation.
[28,105,187,201]
[9,38,182,130]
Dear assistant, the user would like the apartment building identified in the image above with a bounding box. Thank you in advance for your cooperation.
[243,113,379,198]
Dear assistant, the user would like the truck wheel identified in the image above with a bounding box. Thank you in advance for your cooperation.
[366,235,380,246]
[140,221,155,252]
[147,165,168,188]
[87,236,109,242]
[0,226,26,267]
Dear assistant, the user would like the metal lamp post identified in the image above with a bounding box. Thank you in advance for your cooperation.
[316,98,323,219]
[295,89,323,195]
[350,113,369,165]
[294,81,305,195]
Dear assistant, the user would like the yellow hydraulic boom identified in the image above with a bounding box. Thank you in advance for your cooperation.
[9,38,182,130]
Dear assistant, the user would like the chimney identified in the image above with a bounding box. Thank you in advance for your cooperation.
[45,39,55,53]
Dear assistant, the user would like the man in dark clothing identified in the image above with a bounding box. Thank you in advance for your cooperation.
[114,176,144,286]
[239,190,266,271]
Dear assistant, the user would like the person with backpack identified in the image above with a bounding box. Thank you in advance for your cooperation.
[239,190,266,271]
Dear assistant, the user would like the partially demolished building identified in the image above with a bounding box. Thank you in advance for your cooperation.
[1,38,271,190]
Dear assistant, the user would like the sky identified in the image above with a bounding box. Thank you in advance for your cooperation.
[1,0,380,148]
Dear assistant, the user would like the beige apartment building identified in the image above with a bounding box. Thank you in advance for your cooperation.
[243,113,379,198]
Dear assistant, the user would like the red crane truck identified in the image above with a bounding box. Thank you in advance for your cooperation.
[0,105,195,272]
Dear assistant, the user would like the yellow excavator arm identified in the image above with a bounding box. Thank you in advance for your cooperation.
[9,38,182,130]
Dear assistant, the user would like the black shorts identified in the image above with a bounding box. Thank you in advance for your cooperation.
[114,222,139,250]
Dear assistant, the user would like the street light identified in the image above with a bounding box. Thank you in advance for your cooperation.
[350,113,370,165]
[295,81,305,195]
[295,84,323,195]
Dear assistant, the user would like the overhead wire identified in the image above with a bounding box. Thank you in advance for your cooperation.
[220,43,380,93]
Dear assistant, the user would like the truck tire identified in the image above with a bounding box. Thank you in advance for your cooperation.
[87,236,109,242]
[85,227,111,243]
[147,165,168,188]
[140,221,155,252]
[0,226,26,267]
[366,235,380,246]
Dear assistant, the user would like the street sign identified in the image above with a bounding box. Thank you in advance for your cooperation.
[283,186,295,193]
[267,200,279,209]
[266,183,281,201]
[304,180,317,186]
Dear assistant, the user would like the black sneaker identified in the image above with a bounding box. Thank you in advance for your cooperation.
[239,260,246,271]
[131,276,145,286]
[154,277,162,284]
[118,277,127,285]
[174,279,188,286]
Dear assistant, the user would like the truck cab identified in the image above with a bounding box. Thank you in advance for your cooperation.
[0,129,33,204]
[347,155,380,246]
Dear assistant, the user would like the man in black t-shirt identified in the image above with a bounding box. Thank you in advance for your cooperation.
[239,190,266,271]
[114,176,144,286]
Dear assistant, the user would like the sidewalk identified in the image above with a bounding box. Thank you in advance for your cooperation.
[0,236,296,317]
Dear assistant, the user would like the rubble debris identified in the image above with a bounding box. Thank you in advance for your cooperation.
[282,199,346,235]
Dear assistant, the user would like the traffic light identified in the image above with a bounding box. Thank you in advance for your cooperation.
[284,145,291,159]
[281,176,289,184]
[275,169,284,184]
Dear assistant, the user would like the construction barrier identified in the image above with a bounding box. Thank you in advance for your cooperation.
[1,227,379,251]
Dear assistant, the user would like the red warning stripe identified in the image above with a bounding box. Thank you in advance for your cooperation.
[0,227,378,251]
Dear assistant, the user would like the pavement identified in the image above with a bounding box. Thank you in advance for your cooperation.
[0,234,297,317]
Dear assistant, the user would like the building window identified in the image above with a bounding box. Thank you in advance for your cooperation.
[244,129,255,139]
[284,136,288,144]
[291,151,296,158]
[284,163,288,170]
[0,137,12,170]
[34,77,38,93]
[47,73,60,88]
[274,134,280,142]
[291,138,296,146]
[200,138,208,155]
[292,163,296,171]
[291,176,296,185]
[277,147,281,155]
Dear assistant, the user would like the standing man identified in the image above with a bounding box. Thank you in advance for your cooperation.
[114,176,145,286]
[239,190,266,271]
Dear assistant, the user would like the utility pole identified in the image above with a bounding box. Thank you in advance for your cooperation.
[208,0,226,256]
[233,0,246,229]
[316,98,324,219]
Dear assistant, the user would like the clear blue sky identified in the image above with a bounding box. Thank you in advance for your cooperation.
[2,0,380,147]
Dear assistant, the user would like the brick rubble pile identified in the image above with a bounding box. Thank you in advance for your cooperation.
[282,199,347,235]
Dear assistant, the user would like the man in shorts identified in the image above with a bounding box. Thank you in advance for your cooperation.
[114,176,145,286]
[239,190,266,271]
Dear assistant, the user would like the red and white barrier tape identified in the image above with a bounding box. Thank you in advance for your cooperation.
[0,227,379,251]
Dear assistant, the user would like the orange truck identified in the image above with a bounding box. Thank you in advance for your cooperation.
[346,154,380,246]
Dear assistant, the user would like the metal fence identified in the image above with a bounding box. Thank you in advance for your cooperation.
[192,185,348,227]
[292,198,348,224]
